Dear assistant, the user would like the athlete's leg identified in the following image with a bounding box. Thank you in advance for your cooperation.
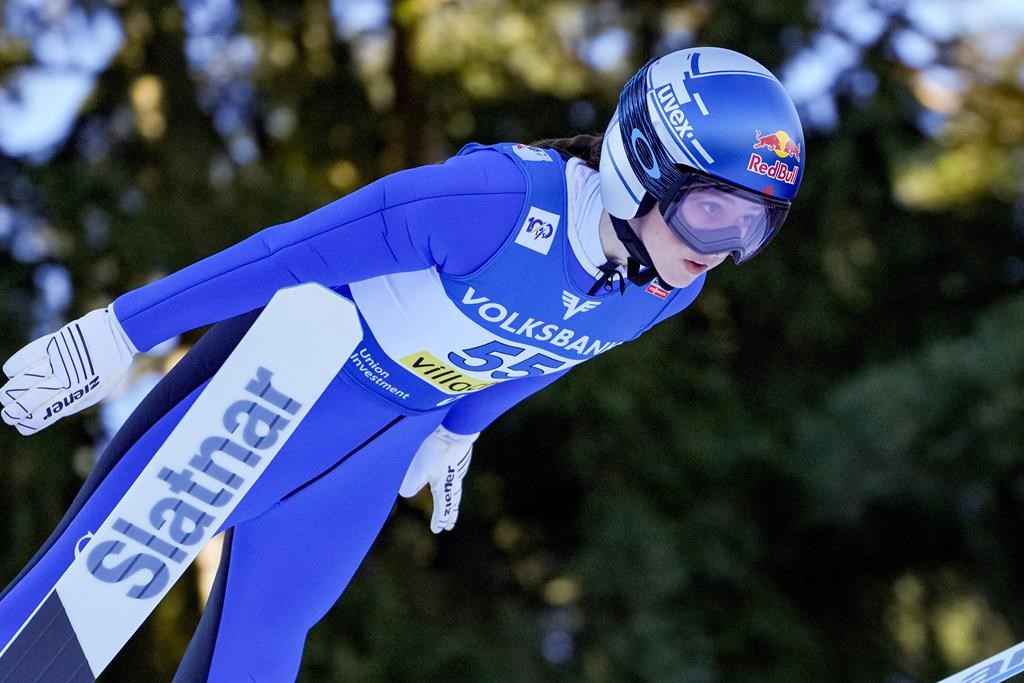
[0,306,442,674]
[173,394,444,682]
[0,311,260,643]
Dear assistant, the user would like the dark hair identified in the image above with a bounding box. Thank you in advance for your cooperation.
[531,134,604,170]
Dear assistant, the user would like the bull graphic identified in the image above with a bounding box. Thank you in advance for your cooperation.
[783,138,801,162]
[753,130,800,162]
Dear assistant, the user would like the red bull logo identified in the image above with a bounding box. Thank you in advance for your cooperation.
[753,129,800,161]
[748,129,801,185]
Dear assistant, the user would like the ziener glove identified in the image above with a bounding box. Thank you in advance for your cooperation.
[1,307,138,435]
[400,425,479,533]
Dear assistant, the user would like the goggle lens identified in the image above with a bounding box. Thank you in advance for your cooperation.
[659,174,790,263]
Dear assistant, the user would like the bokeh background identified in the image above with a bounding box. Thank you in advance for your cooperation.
[1,0,1024,681]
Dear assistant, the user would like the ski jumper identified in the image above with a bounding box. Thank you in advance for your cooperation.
[0,144,704,681]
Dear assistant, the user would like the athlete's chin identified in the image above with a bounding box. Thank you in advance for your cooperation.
[657,269,700,289]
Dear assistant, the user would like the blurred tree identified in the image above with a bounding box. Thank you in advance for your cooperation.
[0,0,1022,681]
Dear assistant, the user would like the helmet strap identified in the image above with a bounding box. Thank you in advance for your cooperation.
[610,216,664,287]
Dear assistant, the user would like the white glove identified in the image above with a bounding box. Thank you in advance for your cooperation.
[1,307,138,435]
[400,426,479,533]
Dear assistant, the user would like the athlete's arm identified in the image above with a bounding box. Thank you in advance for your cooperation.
[411,282,702,527]
[397,369,567,533]
[113,149,527,351]
[440,368,569,435]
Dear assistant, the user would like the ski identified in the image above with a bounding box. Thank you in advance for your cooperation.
[0,283,359,682]
[937,640,1024,683]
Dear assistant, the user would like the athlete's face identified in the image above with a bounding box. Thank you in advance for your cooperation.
[630,203,730,288]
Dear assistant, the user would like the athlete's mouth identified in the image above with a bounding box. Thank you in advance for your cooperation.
[683,259,708,275]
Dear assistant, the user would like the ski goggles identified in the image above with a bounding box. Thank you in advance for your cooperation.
[657,173,791,263]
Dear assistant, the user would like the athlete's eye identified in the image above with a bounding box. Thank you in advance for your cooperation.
[699,201,722,218]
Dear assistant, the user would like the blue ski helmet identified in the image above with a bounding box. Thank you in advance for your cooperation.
[600,47,805,262]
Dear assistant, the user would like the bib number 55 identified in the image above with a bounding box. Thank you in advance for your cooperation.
[447,341,565,379]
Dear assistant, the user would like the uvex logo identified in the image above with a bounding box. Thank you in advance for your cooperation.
[86,367,300,600]
[653,83,714,165]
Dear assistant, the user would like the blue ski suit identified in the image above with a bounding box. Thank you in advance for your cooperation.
[0,143,704,681]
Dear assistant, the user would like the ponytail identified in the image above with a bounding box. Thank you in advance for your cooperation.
[531,134,604,170]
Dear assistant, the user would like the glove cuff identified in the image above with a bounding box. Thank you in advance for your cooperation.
[434,425,480,445]
[106,306,139,357]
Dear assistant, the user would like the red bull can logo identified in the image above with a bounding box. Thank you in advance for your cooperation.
[748,129,800,185]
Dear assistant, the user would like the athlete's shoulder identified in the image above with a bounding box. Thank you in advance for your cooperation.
[373,145,548,276]
[380,145,529,208]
